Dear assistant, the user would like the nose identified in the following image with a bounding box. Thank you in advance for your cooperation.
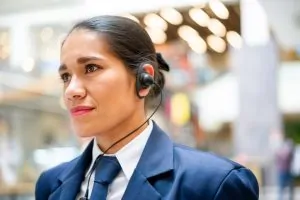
[65,76,86,101]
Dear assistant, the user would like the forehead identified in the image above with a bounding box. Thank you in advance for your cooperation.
[61,29,111,60]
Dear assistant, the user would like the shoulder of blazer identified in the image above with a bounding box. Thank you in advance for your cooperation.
[173,143,242,171]
[172,143,248,196]
[35,156,80,197]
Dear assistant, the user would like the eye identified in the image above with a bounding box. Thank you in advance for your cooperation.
[85,64,100,73]
[60,73,71,83]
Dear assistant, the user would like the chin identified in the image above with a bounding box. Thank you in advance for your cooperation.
[76,129,97,138]
[72,124,98,138]
[76,132,95,138]
[71,117,98,135]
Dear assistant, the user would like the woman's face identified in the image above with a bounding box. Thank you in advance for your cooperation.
[59,29,142,138]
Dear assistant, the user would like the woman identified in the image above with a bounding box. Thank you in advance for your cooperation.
[35,15,259,200]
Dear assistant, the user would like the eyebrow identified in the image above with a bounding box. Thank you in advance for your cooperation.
[58,56,104,72]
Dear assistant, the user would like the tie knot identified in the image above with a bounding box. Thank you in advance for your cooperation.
[94,156,121,185]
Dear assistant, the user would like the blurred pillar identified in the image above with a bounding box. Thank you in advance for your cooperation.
[230,0,282,186]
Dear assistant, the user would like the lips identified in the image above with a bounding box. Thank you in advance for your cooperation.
[70,106,95,116]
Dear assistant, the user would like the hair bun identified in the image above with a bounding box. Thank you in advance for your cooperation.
[156,53,170,72]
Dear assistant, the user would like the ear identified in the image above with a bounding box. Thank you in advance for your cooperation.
[138,64,154,98]
[143,63,154,77]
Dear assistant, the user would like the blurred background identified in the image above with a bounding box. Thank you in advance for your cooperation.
[0,0,300,199]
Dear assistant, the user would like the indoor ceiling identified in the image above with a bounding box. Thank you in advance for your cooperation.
[131,3,241,54]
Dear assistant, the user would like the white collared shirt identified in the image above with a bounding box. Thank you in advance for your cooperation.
[77,121,153,200]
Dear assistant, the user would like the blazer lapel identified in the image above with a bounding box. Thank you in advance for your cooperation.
[49,172,83,200]
[122,122,174,200]
[50,141,94,200]
[59,173,86,200]
[122,170,161,200]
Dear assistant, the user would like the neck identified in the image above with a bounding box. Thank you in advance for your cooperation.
[95,118,149,154]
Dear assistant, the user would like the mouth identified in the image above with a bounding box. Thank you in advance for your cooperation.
[70,106,95,117]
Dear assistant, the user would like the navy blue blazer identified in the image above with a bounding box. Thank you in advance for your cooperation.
[35,122,259,200]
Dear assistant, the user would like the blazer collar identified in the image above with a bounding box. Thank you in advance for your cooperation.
[58,121,174,182]
[136,121,174,178]
[55,121,174,200]
[58,140,94,182]
[54,140,94,200]
[122,121,174,200]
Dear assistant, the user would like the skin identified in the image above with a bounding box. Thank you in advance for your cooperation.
[59,29,154,154]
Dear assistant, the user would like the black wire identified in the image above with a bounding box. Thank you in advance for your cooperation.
[81,83,162,200]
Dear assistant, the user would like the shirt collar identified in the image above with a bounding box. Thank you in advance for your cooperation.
[88,120,153,180]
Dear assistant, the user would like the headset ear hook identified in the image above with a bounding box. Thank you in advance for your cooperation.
[140,73,154,88]
[136,66,154,99]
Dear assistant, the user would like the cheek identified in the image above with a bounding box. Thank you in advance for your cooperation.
[95,78,134,107]
[71,72,137,136]
[63,94,68,106]
[62,85,70,106]
[93,74,136,114]
[93,70,135,100]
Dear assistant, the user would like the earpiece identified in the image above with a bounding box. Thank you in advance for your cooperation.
[136,66,154,99]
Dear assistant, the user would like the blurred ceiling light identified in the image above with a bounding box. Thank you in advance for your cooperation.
[226,31,242,49]
[178,25,199,42]
[0,32,8,45]
[189,8,210,27]
[160,8,183,25]
[188,36,207,54]
[40,27,54,43]
[144,13,168,31]
[207,35,226,53]
[145,27,167,45]
[121,14,140,23]
[208,18,226,37]
[22,57,35,72]
[209,0,229,19]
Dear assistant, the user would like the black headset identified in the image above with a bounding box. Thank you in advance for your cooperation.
[80,65,160,200]
[135,65,155,99]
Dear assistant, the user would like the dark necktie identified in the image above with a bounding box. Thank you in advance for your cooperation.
[90,156,121,200]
